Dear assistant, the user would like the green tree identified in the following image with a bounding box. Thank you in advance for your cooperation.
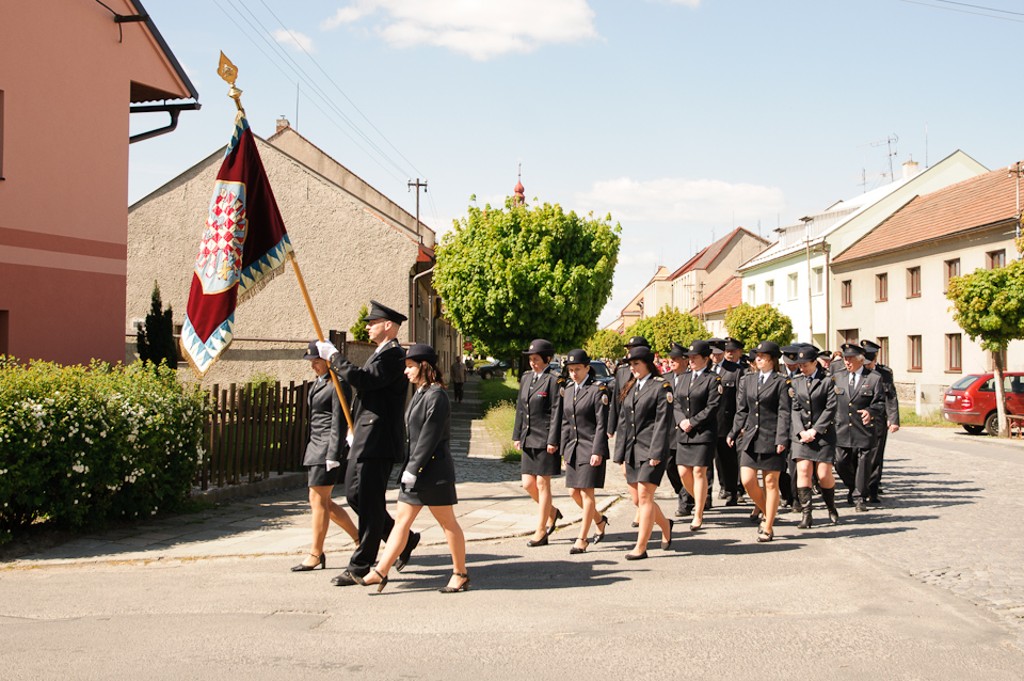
[947,257,1024,436]
[625,305,708,356]
[136,282,178,367]
[434,197,620,362]
[724,303,794,351]
[585,329,625,360]
[349,304,370,342]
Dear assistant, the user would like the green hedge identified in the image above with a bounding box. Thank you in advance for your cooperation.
[0,357,206,541]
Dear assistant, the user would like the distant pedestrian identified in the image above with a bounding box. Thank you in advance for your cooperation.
[451,356,467,403]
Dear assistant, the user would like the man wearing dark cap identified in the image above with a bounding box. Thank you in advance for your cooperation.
[861,339,900,503]
[709,337,743,505]
[723,337,747,372]
[831,343,886,512]
[316,300,419,585]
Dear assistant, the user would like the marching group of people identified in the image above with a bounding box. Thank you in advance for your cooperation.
[513,333,899,553]
[287,297,900,593]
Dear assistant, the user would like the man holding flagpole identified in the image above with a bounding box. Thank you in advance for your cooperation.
[317,300,419,586]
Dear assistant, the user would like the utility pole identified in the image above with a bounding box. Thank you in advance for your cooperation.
[408,178,428,243]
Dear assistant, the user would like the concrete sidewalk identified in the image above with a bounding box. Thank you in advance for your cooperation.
[4,374,629,567]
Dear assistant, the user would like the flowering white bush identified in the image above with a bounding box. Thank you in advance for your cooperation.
[0,358,206,540]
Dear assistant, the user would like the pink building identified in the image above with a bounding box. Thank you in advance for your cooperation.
[0,0,198,365]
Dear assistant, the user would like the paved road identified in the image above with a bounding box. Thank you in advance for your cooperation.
[1,378,1022,679]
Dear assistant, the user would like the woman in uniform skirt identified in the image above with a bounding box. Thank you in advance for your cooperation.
[291,342,360,572]
[673,340,722,532]
[790,345,842,527]
[361,344,469,593]
[560,349,611,554]
[512,338,564,547]
[613,345,675,560]
[727,341,791,542]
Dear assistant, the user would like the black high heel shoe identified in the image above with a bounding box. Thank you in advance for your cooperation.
[592,515,610,544]
[290,553,325,572]
[526,535,549,547]
[662,520,675,550]
[545,508,564,536]
[439,572,470,593]
[366,568,389,593]
[569,538,589,555]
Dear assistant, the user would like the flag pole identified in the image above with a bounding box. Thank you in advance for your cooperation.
[217,53,354,432]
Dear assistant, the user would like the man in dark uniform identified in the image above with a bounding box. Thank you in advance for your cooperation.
[861,339,899,503]
[709,338,741,505]
[316,300,418,585]
[831,343,886,512]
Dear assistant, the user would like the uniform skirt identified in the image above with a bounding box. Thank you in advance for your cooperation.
[674,442,715,468]
[399,480,458,507]
[739,450,788,473]
[791,442,835,464]
[521,446,562,477]
[307,462,343,488]
[564,455,606,489]
[625,455,666,485]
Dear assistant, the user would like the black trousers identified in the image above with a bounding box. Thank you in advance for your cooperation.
[666,449,683,496]
[344,457,412,576]
[835,446,872,501]
[453,382,464,403]
[713,437,740,495]
[868,428,888,495]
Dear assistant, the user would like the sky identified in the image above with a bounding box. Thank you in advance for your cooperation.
[129,0,1024,329]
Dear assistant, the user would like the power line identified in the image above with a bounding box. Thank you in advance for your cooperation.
[896,0,1024,23]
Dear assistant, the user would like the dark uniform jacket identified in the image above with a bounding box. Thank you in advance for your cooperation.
[403,384,455,492]
[613,375,675,465]
[673,369,722,446]
[788,367,838,458]
[606,361,633,435]
[303,374,352,467]
[329,338,408,462]
[710,359,742,436]
[831,367,886,449]
[730,371,792,453]
[560,377,610,467]
[512,368,563,450]
[873,363,900,428]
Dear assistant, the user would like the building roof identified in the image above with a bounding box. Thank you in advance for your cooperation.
[693,275,741,316]
[668,226,767,280]
[128,0,199,103]
[832,167,1020,264]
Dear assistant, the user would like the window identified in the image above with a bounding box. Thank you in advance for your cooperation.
[945,333,962,372]
[877,336,889,366]
[875,273,888,302]
[838,328,859,346]
[841,280,852,307]
[0,90,5,179]
[812,267,823,295]
[787,273,799,300]
[986,249,1006,269]
[908,335,922,371]
[943,258,960,291]
[906,266,921,298]
[987,348,1008,372]
[747,284,756,305]
[765,280,775,303]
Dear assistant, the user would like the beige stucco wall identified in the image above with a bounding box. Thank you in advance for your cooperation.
[127,136,424,385]
[831,229,1022,408]
[672,232,769,313]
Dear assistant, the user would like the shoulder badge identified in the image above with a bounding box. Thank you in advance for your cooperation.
[601,394,609,406]
[666,391,674,403]
[718,384,723,394]
[834,386,843,395]
[559,387,565,398]
[788,387,795,399]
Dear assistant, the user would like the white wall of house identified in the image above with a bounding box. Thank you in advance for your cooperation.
[740,250,828,347]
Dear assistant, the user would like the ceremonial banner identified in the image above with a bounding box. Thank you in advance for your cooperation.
[181,112,293,376]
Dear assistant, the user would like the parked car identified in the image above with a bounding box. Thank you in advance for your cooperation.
[941,372,1024,435]
[476,360,509,380]
[589,360,613,385]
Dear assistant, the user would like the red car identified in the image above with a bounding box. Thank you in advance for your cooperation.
[942,372,1024,435]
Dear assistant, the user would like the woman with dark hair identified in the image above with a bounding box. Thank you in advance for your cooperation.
[728,341,792,542]
[613,345,675,560]
[559,349,611,554]
[512,338,564,547]
[673,340,722,532]
[360,344,468,593]
[789,345,841,528]
[291,341,360,572]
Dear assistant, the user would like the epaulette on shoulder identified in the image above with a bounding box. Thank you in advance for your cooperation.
[556,376,566,385]
[662,380,672,390]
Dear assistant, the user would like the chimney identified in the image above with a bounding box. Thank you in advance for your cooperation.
[275,116,291,133]
[902,159,920,179]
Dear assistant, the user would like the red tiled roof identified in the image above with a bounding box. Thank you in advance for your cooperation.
[668,227,767,280]
[693,276,741,315]
[833,168,1019,264]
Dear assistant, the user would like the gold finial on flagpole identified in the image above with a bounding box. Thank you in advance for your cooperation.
[217,52,245,115]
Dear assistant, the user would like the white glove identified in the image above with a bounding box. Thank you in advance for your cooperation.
[316,340,338,360]
[400,470,417,487]
[325,460,340,471]
[346,432,354,448]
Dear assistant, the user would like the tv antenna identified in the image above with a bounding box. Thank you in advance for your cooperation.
[865,134,899,181]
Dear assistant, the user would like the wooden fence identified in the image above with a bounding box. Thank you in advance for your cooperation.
[198,381,314,490]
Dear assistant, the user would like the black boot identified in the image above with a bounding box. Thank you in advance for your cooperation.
[797,487,813,529]
[820,486,840,524]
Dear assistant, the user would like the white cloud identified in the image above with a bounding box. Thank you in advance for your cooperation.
[663,0,701,6]
[321,0,599,60]
[575,176,786,225]
[273,29,315,53]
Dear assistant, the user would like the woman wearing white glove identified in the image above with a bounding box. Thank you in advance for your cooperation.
[360,344,468,593]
